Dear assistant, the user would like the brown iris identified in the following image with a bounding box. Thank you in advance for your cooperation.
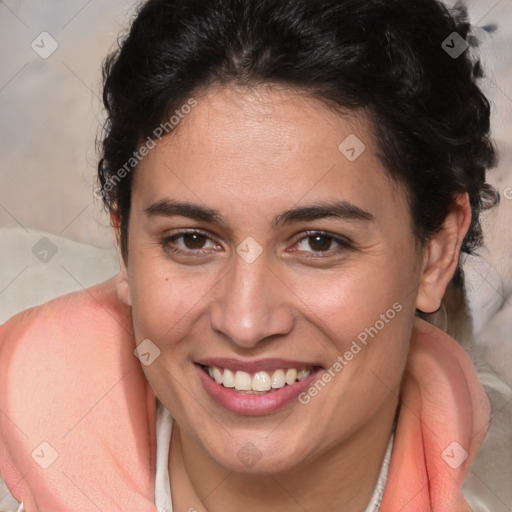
[307,235,333,252]
[182,233,208,249]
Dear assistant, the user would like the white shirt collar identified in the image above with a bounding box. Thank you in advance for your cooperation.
[154,400,394,511]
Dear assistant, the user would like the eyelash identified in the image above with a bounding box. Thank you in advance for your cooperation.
[160,229,353,259]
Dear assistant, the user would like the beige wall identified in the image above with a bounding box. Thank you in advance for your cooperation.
[0,0,141,248]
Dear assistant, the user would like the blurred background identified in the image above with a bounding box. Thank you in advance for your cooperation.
[0,0,511,508]
[0,0,137,321]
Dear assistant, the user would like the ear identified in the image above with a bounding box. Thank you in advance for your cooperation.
[111,212,132,307]
[416,193,472,313]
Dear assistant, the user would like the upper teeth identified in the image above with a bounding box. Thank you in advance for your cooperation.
[207,366,313,392]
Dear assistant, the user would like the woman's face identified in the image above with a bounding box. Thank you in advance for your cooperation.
[122,84,424,474]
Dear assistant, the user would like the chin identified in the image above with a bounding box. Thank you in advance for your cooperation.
[191,425,313,475]
[212,444,305,475]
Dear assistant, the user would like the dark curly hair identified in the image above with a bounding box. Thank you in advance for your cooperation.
[97,0,498,274]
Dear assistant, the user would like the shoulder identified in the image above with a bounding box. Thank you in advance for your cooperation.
[0,274,131,348]
[0,274,157,510]
[0,275,122,329]
[0,273,136,409]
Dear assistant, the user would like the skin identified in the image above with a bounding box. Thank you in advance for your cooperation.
[114,83,471,511]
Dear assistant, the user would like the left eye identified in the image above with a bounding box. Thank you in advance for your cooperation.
[294,233,349,253]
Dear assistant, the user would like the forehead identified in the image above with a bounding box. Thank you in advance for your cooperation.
[132,84,403,221]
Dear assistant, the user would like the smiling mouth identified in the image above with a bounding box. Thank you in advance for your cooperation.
[199,364,321,394]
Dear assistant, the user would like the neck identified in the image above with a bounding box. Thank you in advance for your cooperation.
[169,401,397,512]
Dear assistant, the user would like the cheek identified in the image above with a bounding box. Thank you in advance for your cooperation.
[289,257,417,394]
[290,259,413,339]
[127,247,219,344]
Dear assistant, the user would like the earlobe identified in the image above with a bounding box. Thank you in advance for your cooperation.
[116,256,132,307]
[110,213,132,307]
[416,193,472,313]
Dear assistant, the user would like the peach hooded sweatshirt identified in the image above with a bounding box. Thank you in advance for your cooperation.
[0,275,490,511]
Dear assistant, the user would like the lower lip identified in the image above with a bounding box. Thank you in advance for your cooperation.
[196,365,323,415]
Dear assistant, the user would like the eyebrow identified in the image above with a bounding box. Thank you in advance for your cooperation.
[273,201,374,227]
[145,200,227,226]
[144,199,374,227]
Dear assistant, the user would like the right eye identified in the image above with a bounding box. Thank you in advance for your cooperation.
[161,230,223,257]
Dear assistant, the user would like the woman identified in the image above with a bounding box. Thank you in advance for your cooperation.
[0,0,503,510]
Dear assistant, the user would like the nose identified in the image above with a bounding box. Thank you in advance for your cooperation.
[208,254,295,349]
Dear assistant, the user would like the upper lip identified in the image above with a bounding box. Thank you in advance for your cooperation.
[196,358,323,373]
